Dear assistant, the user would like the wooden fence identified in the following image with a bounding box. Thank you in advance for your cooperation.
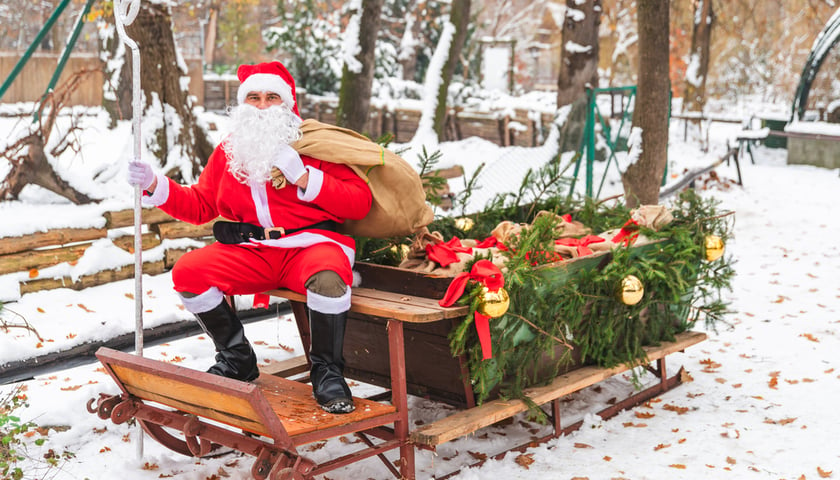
[0,52,556,148]
[0,52,204,106]
[0,209,215,295]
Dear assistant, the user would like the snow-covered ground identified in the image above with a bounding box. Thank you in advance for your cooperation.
[1,99,839,479]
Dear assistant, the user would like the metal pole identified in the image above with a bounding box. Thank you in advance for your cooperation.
[114,0,144,459]
[0,0,73,101]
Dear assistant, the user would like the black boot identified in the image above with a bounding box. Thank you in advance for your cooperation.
[195,300,259,382]
[308,309,355,414]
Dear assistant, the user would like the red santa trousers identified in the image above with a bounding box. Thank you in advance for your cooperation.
[171,241,352,312]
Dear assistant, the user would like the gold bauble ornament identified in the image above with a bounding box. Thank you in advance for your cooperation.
[389,244,410,259]
[477,286,510,318]
[704,235,725,262]
[619,275,644,305]
[455,217,475,231]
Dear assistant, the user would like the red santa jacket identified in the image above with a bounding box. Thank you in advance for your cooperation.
[142,144,373,264]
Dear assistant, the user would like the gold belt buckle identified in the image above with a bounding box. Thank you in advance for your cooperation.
[264,227,285,239]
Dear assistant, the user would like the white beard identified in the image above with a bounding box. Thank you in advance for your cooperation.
[223,103,303,184]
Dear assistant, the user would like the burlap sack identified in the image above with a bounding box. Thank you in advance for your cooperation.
[292,119,433,238]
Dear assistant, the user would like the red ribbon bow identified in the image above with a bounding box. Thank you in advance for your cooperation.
[426,237,474,267]
[439,260,504,360]
[555,234,606,257]
[611,219,639,246]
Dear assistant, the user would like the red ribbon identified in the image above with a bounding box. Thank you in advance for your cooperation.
[555,235,606,257]
[426,237,474,267]
[253,292,270,309]
[439,260,504,360]
[611,219,639,246]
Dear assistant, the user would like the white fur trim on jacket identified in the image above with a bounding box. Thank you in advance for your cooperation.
[179,286,225,314]
[141,172,170,207]
[237,73,295,107]
[306,286,351,314]
[298,166,323,202]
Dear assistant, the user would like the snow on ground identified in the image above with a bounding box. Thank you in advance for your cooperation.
[1,101,839,479]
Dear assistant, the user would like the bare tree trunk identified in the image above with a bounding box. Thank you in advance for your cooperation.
[682,0,714,113]
[400,0,422,81]
[621,0,670,208]
[433,0,471,138]
[337,0,384,132]
[556,0,602,107]
[556,0,602,154]
[102,3,214,182]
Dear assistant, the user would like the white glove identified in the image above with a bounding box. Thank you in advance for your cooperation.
[273,144,306,185]
[127,161,155,190]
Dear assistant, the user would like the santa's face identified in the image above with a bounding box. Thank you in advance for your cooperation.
[223,99,302,184]
[243,91,285,109]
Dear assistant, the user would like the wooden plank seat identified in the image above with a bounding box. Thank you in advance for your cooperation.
[88,347,404,480]
[264,286,468,324]
[410,330,708,448]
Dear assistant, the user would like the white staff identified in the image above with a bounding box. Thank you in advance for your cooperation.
[114,0,144,459]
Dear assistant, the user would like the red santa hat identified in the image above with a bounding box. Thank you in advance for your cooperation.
[236,61,299,115]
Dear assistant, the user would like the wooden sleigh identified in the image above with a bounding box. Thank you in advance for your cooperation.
[88,262,707,479]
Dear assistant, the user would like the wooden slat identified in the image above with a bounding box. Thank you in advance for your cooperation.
[351,288,468,320]
[410,331,708,446]
[264,287,467,323]
[0,242,91,275]
[255,374,395,438]
[111,232,161,252]
[260,355,309,377]
[151,220,216,240]
[112,364,271,437]
[164,244,211,269]
[20,260,167,294]
[0,227,107,255]
[105,208,175,229]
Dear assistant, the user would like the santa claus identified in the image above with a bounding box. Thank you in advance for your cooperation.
[128,61,372,414]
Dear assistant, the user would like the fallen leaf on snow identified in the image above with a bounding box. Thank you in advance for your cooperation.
[669,464,686,469]
[654,443,671,451]
[663,404,689,415]
[726,457,737,465]
[515,453,534,469]
[468,451,487,461]
[574,443,593,449]
[817,466,832,478]
[800,333,819,342]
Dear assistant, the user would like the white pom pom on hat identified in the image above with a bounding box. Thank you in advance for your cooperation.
[236,61,299,115]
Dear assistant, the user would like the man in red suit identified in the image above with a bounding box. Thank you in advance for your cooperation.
[128,61,372,414]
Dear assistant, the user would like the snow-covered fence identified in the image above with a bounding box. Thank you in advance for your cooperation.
[0,209,214,296]
[202,79,555,148]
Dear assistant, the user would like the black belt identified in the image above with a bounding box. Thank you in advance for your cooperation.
[213,220,337,244]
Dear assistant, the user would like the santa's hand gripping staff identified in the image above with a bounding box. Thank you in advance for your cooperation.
[127,61,372,414]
